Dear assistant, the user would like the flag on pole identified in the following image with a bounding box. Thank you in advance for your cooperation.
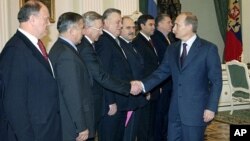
[224,0,242,62]
[148,0,157,17]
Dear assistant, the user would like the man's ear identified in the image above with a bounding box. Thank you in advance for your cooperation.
[29,15,36,25]
[140,23,145,29]
[104,19,109,26]
[187,24,193,32]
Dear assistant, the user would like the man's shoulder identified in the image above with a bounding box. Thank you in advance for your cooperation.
[132,33,146,45]
[198,37,217,49]
[49,39,73,59]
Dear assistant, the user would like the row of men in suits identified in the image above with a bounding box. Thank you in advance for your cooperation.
[93,9,177,141]
[0,1,176,140]
[1,1,172,140]
[0,1,142,141]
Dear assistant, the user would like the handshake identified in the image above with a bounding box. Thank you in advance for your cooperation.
[130,80,143,95]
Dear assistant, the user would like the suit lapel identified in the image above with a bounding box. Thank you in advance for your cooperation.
[103,31,120,48]
[83,37,95,51]
[60,38,94,86]
[181,37,201,70]
[16,31,53,76]
[139,33,158,56]
[58,38,80,56]
[103,32,128,60]
[174,42,182,70]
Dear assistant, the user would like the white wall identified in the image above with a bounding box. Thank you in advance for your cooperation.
[0,0,139,52]
[242,0,250,63]
[180,0,224,61]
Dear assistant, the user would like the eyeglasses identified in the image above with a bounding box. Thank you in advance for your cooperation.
[90,27,103,32]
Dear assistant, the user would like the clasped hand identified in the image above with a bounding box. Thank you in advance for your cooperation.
[130,80,143,95]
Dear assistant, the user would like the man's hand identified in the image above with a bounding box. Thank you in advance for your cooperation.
[130,80,143,95]
[203,109,215,122]
[76,129,89,141]
[108,103,117,116]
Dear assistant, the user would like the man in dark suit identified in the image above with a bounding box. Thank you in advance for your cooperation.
[119,16,148,141]
[132,12,222,141]
[132,14,159,141]
[0,1,61,141]
[49,12,94,141]
[151,14,175,141]
[94,8,133,141]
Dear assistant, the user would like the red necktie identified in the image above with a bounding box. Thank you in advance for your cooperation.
[180,43,187,67]
[37,39,48,61]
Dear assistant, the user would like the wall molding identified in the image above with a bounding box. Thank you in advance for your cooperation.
[0,0,10,51]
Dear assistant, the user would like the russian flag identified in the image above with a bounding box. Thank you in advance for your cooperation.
[148,0,157,17]
[224,0,242,62]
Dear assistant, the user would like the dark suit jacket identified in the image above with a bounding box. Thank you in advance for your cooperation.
[143,36,222,126]
[119,37,147,110]
[132,32,160,100]
[95,31,132,111]
[49,38,94,140]
[151,30,174,93]
[0,70,6,140]
[0,30,61,141]
[151,30,177,63]
[77,37,131,96]
[77,37,131,124]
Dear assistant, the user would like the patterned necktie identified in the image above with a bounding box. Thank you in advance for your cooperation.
[37,39,48,61]
[180,43,187,67]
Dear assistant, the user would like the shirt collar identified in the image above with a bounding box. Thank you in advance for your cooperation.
[140,31,151,41]
[182,34,197,48]
[119,36,130,43]
[84,35,93,44]
[181,34,197,55]
[18,28,38,47]
[59,36,78,51]
[103,29,117,40]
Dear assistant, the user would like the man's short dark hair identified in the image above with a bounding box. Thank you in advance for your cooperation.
[136,14,154,30]
[18,0,42,23]
[57,12,83,33]
[155,14,170,27]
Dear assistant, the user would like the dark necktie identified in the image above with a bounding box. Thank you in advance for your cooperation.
[37,39,48,61]
[149,39,158,56]
[129,42,137,54]
[180,43,187,67]
[115,38,127,59]
[92,43,95,51]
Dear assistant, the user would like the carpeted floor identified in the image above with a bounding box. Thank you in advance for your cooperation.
[215,109,250,124]
[205,120,229,141]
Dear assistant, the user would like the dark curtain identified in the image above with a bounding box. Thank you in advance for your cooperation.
[213,0,229,41]
[139,0,148,14]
